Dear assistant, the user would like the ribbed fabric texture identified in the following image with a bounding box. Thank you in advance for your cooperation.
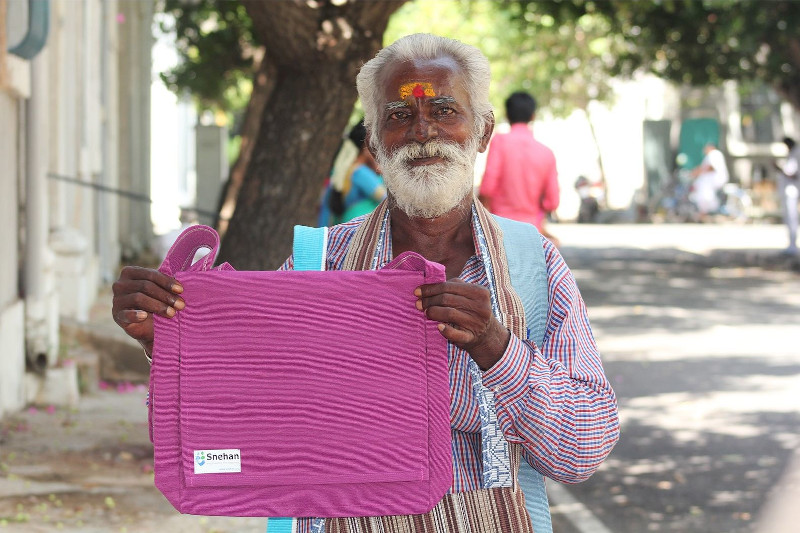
[150,226,451,518]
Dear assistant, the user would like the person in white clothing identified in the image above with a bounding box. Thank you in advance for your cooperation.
[775,136,799,255]
[689,142,729,218]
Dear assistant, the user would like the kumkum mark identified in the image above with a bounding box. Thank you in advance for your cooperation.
[399,82,436,100]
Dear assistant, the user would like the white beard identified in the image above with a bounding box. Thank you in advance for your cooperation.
[375,136,480,219]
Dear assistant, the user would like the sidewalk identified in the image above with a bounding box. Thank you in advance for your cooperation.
[1,222,798,532]
[0,387,267,532]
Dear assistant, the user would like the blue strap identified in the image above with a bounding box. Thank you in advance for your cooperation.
[493,216,548,347]
[493,215,553,533]
[264,228,329,533]
[265,518,294,533]
[292,226,328,272]
[517,460,553,533]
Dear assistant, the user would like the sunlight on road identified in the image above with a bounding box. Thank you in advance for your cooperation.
[597,323,799,360]
[622,372,800,444]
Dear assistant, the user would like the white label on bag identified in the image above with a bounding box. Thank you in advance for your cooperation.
[193,449,241,474]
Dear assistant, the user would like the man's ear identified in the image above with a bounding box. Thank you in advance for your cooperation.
[478,112,495,153]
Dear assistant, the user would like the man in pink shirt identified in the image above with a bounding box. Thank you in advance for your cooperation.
[479,92,560,242]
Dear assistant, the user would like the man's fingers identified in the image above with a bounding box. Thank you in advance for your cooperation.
[112,290,180,325]
[425,305,481,344]
[417,288,489,319]
[114,309,149,326]
[134,279,185,310]
[415,280,481,312]
[423,303,466,326]
[117,266,183,294]
[417,293,448,313]
[111,266,179,348]
[436,322,472,345]
[414,278,467,298]
[115,277,185,311]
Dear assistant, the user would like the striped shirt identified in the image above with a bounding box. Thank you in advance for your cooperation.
[283,216,619,529]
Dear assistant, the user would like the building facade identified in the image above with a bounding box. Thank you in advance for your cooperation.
[1,0,153,416]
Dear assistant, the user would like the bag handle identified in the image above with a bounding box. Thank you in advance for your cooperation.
[292,225,328,271]
[158,224,220,277]
[493,215,547,347]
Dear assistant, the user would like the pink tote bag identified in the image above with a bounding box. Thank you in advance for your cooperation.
[149,225,452,518]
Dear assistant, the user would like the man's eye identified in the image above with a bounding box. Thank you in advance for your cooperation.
[435,107,455,116]
[388,110,410,120]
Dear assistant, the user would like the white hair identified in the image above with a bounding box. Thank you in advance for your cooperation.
[356,33,492,145]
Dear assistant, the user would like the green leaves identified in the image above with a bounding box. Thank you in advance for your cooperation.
[158,0,259,112]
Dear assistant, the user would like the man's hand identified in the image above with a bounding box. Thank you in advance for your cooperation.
[415,278,511,370]
[111,266,185,357]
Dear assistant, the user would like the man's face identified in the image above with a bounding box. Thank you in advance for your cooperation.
[371,56,490,218]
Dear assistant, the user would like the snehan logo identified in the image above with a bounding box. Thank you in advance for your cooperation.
[194,449,241,474]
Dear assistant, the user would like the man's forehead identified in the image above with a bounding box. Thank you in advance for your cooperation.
[382,57,463,93]
[399,81,436,100]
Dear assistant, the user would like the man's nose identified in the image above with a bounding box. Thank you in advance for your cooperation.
[411,114,437,143]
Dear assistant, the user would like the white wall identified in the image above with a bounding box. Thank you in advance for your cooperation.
[150,14,197,238]
[1,0,154,414]
[0,302,26,416]
[0,56,27,415]
[117,0,154,257]
[0,91,20,311]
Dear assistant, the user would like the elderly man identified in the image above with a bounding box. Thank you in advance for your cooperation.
[112,34,618,533]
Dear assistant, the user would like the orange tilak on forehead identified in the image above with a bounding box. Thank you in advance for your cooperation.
[399,82,437,100]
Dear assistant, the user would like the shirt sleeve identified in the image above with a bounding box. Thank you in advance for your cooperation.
[481,240,620,484]
[479,135,504,198]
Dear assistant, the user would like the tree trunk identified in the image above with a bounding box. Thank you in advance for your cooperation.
[218,0,405,270]
[214,52,275,238]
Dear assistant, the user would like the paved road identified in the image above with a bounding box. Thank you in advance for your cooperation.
[1,222,798,533]
[550,223,800,533]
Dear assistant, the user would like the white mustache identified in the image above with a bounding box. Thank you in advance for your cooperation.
[377,135,480,219]
[392,140,467,163]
